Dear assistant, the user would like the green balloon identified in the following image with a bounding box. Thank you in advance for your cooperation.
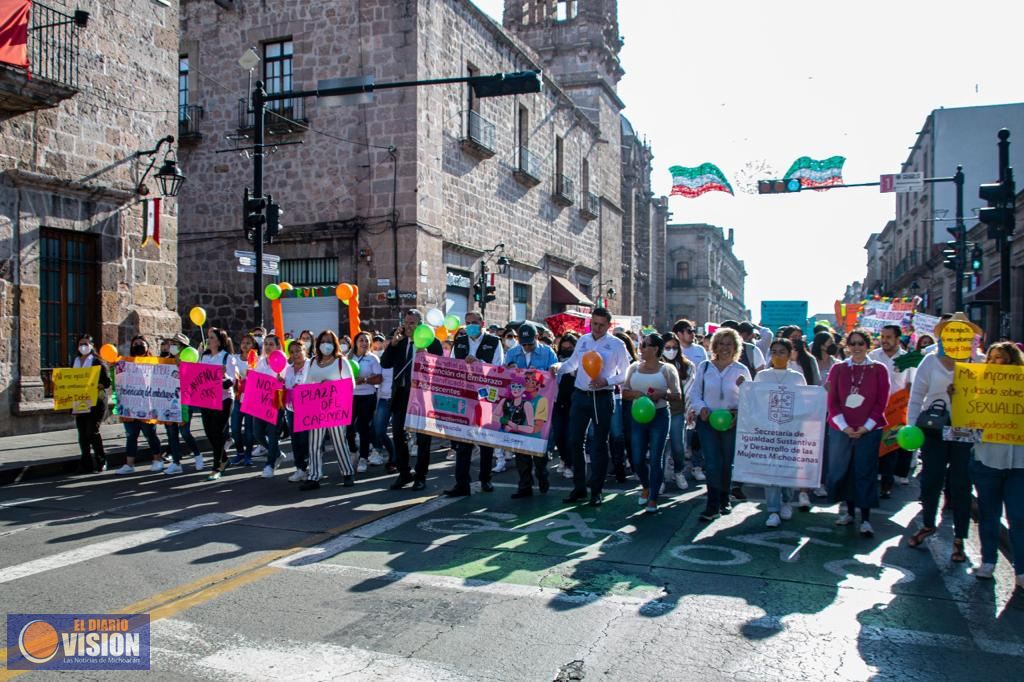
[896,425,925,451]
[631,396,656,424]
[178,346,199,363]
[412,323,435,349]
[709,409,734,432]
[348,358,360,379]
[444,314,461,332]
[264,283,282,300]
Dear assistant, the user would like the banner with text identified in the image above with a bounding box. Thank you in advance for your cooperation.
[879,387,910,456]
[292,379,353,432]
[115,359,182,424]
[53,366,101,413]
[241,371,284,424]
[951,362,1024,445]
[407,354,558,456]
[732,381,827,488]
[179,362,223,410]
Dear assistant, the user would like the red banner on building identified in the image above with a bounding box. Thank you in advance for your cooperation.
[0,0,31,69]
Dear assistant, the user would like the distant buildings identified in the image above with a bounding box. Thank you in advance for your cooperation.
[665,224,746,326]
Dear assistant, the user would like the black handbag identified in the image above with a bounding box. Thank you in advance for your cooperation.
[915,399,950,432]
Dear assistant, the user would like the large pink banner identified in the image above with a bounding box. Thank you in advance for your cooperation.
[179,362,223,410]
[407,354,559,456]
[292,379,353,432]
[241,371,284,424]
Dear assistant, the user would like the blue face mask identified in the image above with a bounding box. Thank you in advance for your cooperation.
[466,324,481,338]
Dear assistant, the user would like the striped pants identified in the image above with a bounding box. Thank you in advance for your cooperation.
[308,425,354,481]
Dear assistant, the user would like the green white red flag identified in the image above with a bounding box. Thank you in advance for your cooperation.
[669,163,734,198]
[142,198,160,247]
[783,156,846,189]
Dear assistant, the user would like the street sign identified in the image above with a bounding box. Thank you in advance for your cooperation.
[879,172,924,193]
[234,249,279,274]
[237,265,278,276]
[234,249,280,263]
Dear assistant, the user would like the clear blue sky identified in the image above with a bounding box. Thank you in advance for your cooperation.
[472,0,1024,319]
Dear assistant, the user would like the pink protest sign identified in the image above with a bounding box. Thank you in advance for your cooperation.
[241,370,284,424]
[292,379,353,432]
[179,361,223,410]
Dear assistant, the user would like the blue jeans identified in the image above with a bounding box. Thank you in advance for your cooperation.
[253,416,282,467]
[971,459,1024,573]
[826,428,883,513]
[230,399,253,456]
[373,397,394,462]
[124,421,161,462]
[630,407,669,502]
[568,390,614,494]
[695,419,736,510]
[687,426,704,470]
[668,413,686,471]
[166,412,201,464]
[765,486,793,513]
[549,408,571,465]
[286,411,309,471]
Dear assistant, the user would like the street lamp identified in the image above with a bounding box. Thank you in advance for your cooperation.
[155,150,186,197]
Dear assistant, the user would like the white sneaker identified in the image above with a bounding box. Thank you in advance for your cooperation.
[813,486,828,498]
[780,504,793,521]
[674,472,688,491]
[555,462,565,473]
[368,451,385,466]
[859,521,874,537]
[224,437,234,452]
[288,470,308,482]
[692,467,706,482]
[562,467,574,479]
[446,449,456,461]
[766,513,782,528]
[164,463,183,475]
[356,458,368,473]
[253,445,268,458]
[973,563,995,580]
[150,461,164,473]
[835,513,854,526]
[115,464,134,475]
[798,492,811,510]
[261,465,274,479]
[194,454,205,471]
[492,455,507,473]
[896,476,910,486]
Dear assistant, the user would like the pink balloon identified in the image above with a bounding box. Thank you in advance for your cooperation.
[268,349,287,374]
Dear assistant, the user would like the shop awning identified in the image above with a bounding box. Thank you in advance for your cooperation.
[966,277,1000,304]
[550,275,594,307]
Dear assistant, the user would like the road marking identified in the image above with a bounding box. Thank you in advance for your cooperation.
[0,512,240,585]
[0,497,53,509]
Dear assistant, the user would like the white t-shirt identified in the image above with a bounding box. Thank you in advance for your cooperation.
[352,352,382,396]
[868,347,909,395]
[682,343,708,368]
[755,367,806,387]
[201,350,236,401]
[284,359,310,411]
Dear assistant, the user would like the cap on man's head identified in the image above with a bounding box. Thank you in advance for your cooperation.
[519,323,537,345]
[173,333,189,346]
[720,320,740,331]
[487,324,501,332]
[372,333,386,343]
[737,321,755,335]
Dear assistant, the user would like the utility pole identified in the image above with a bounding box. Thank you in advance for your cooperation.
[252,81,266,328]
[953,166,966,311]
[979,129,1016,340]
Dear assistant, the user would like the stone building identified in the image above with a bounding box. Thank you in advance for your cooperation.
[664,223,746,327]
[177,0,659,337]
[0,0,181,436]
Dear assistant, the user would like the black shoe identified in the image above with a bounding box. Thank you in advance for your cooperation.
[411,480,426,491]
[481,481,494,493]
[511,490,533,499]
[614,467,627,483]
[443,487,471,498]
[698,509,720,523]
[589,494,603,507]
[299,480,321,491]
[538,479,550,494]
[563,490,587,504]
[342,475,354,487]
[389,474,414,490]
[731,486,747,501]
[719,502,733,515]
[880,487,892,499]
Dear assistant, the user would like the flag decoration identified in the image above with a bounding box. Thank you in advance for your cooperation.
[0,0,31,69]
[669,163,734,198]
[142,198,161,247]
[783,156,846,189]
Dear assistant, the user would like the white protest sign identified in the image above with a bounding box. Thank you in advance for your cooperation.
[114,359,183,423]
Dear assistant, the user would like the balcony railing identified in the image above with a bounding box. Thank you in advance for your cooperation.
[580,191,599,220]
[238,95,308,132]
[554,174,575,206]
[513,146,542,186]
[461,110,496,158]
[178,104,204,140]
[668,278,693,289]
[28,2,81,89]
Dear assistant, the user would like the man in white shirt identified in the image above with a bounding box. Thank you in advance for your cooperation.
[869,324,913,495]
[557,307,632,506]
[672,318,708,368]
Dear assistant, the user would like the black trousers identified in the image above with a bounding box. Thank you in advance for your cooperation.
[879,447,912,487]
[201,398,233,470]
[454,442,493,490]
[350,394,377,459]
[390,385,431,481]
[75,404,106,471]
[516,453,549,492]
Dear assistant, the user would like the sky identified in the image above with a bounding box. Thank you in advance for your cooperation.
[471,0,1024,319]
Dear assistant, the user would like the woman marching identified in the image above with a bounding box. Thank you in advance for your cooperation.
[115,335,166,475]
[284,338,312,482]
[350,331,383,474]
[757,338,807,527]
[299,330,357,491]
[661,332,695,491]
[165,334,204,475]
[825,328,890,538]
[200,328,237,481]
[72,334,112,474]
[229,333,257,467]
[250,334,288,479]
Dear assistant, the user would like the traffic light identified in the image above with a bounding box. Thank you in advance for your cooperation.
[472,283,482,303]
[243,188,266,244]
[941,241,961,271]
[978,172,1016,238]
[757,178,802,194]
[265,195,283,242]
[484,284,496,304]
[471,71,542,98]
[970,244,983,273]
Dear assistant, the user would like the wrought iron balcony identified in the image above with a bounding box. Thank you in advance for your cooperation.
[553,174,574,206]
[580,191,600,220]
[0,1,82,115]
[238,95,308,133]
[668,278,694,289]
[513,146,542,186]
[461,110,496,158]
[178,104,204,142]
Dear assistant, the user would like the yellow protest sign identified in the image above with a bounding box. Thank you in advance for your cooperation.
[951,362,1024,445]
[939,321,977,360]
[53,366,101,412]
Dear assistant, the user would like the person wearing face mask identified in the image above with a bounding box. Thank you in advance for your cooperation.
[339,335,352,357]
[551,333,579,479]
[660,333,695,491]
[371,333,386,355]
[811,332,839,384]
[349,331,383,474]
[284,339,312,482]
[71,334,112,474]
[115,336,166,475]
[229,334,258,466]
[502,329,518,352]
[369,329,397,471]
[446,311,504,497]
[298,329,315,356]
[300,329,357,490]
[250,334,289,479]
[756,339,807,527]
[250,327,267,352]
[164,333,204,475]
[869,325,913,499]
[199,327,238,480]
[505,323,558,498]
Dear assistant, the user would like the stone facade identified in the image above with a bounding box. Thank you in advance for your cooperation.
[0,0,180,436]
[178,0,656,338]
[665,223,746,327]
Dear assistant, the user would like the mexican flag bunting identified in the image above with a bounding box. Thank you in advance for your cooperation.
[142,198,160,247]
[783,156,845,189]
[669,163,734,198]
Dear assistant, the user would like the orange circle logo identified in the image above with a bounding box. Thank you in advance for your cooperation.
[19,620,59,664]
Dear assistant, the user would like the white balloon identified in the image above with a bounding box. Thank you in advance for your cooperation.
[425,307,444,327]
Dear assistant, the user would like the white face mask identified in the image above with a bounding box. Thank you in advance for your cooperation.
[169,345,179,355]
[339,343,350,354]
[303,341,312,352]
[78,344,92,356]
[504,339,516,349]
[663,348,679,360]
[319,342,335,356]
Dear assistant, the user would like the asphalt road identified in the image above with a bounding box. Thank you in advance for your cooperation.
[1,449,1022,681]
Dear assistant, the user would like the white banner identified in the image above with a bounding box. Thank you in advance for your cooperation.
[732,382,827,488]
[115,360,183,423]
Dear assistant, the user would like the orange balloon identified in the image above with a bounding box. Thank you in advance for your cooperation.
[582,350,603,381]
[336,283,353,301]
[435,325,448,342]
[279,282,293,291]
[99,343,119,364]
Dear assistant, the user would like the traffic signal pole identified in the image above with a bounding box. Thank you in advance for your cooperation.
[952,167,966,311]
[253,82,266,328]
[997,131,1013,340]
